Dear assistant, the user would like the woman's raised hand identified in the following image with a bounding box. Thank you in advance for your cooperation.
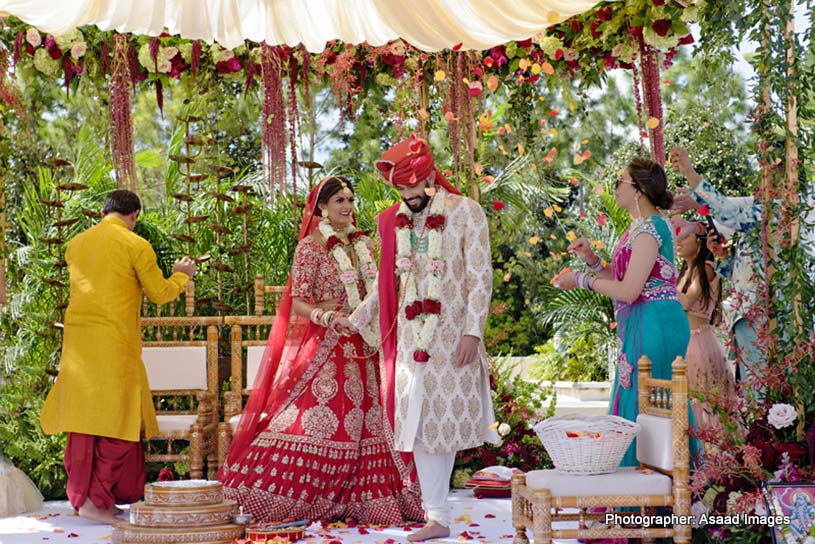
[567,238,595,264]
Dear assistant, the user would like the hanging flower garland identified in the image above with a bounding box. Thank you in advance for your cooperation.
[317,220,379,343]
[395,193,446,363]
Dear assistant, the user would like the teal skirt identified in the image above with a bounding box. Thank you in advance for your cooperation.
[609,299,700,467]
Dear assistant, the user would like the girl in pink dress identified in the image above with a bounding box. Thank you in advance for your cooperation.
[675,221,734,433]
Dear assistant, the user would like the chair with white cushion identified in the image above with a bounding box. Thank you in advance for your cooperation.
[217,275,281,468]
[511,355,691,543]
[141,315,222,480]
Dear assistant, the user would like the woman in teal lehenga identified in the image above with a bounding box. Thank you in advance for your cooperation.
[556,157,700,468]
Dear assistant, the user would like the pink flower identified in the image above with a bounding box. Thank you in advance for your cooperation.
[360,263,377,278]
[340,270,358,285]
[396,257,412,270]
[26,28,41,47]
[425,260,444,273]
[70,42,87,60]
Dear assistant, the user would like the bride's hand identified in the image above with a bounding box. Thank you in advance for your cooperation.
[331,315,357,336]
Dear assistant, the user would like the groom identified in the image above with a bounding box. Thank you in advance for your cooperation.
[336,135,499,541]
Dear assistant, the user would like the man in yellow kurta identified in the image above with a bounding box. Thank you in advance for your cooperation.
[40,189,195,524]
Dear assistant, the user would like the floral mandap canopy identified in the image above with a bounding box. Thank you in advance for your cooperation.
[0,0,611,51]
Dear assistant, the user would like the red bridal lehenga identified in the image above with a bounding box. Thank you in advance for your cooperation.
[220,183,423,525]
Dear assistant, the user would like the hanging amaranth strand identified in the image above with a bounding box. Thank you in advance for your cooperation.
[109,33,137,191]
[638,41,665,165]
[260,43,288,201]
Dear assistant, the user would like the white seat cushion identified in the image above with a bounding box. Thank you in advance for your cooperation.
[636,414,673,471]
[156,414,199,432]
[229,414,241,430]
[246,346,265,389]
[526,467,672,497]
[143,346,208,391]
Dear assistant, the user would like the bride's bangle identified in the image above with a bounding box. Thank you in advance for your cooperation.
[310,307,324,325]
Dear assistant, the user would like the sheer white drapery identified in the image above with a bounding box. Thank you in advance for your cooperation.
[0,0,608,51]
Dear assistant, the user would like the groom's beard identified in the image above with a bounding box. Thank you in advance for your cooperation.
[403,193,431,213]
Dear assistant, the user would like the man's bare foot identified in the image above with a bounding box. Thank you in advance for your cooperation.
[407,520,451,542]
[77,499,118,524]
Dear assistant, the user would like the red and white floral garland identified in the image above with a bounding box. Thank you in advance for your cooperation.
[318,220,379,344]
[395,192,446,363]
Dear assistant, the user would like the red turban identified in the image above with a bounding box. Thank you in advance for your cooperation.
[375,135,461,195]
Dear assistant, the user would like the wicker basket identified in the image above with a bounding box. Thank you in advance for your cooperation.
[533,414,640,475]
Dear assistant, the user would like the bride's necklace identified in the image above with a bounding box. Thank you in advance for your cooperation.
[394,192,446,363]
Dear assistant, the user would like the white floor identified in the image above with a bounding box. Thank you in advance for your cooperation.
[0,490,579,544]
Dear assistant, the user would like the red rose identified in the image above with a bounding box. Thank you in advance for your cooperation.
[589,22,602,39]
[325,235,343,252]
[413,350,430,363]
[425,215,446,230]
[596,6,613,21]
[652,19,672,37]
[405,300,423,320]
[158,468,174,482]
[570,20,583,34]
[348,230,364,242]
[422,299,441,315]
[395,213,413,229]
[678,34,695,45]
[492,199,504,211]
[554,49,564,60]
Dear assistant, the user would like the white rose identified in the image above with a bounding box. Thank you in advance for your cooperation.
[158,59,172,73]
[70,42,87,59]
[768,403,797,429]
[162,46,179,60]
[498,423,511,437]
[26,27,41,47]
[390,40,406,56]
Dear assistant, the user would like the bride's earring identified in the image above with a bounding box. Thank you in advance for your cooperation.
[321,209,329,223]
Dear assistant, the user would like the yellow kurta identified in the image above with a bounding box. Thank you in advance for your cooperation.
[40,216,189,442]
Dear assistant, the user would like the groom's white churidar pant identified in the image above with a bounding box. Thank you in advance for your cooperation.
[412,436,456,527]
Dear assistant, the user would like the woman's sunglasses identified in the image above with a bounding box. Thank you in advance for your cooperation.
[615,177,637,189]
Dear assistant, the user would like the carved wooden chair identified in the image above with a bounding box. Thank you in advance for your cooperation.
[140,281,223,480]
[511,355,692,543]
[218,275,283,468]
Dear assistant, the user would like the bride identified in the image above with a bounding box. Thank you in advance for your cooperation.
[220,176,423,525]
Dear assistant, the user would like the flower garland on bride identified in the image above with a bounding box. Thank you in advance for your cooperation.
[395,192,446,363]
[317,220,380,345]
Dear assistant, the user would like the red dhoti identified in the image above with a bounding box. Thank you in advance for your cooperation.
[65,433,145,511]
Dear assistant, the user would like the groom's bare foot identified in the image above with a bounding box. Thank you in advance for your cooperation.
[407,520,450,541]
[77,499,118,524]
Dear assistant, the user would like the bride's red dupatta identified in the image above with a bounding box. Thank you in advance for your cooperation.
[222,183,328,473]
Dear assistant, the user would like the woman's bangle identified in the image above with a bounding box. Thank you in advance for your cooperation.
[587,255,603,271]
[321,310,335,327]
[575,271,594,291]
[310,307,324,325]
